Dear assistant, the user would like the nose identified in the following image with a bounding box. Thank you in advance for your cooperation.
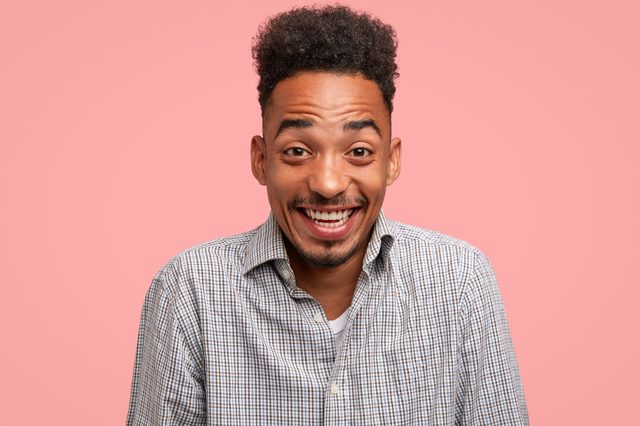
[308,155,350,199]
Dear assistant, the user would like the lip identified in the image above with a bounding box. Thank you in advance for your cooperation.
[295,207,360,240]
[297,205,360,212]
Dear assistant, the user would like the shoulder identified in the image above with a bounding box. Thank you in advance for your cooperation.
[386,219,502,323]
[147,226,259,301]
[386,219,497,296]
[164,227,257,274]
[389,219,487,263]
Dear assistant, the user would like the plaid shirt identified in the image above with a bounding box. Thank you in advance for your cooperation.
[127,213,528,425]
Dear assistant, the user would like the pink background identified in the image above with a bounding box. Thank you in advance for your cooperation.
[1,0,638,424]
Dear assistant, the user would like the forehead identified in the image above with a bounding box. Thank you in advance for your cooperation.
[264,72,390,128]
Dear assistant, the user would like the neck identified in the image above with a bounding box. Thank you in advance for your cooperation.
[286,245,365,320]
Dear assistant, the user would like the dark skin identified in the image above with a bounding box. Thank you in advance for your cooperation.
[251,71,401,319]
[286,236,366,319]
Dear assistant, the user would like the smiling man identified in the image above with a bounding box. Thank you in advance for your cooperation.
[127,5,528,425]
[250,71,401,322]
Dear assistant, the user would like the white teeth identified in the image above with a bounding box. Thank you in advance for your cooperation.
[304,208,354,227]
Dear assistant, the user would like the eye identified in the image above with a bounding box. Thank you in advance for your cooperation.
[284,147,310,157]
[348,147,373,157]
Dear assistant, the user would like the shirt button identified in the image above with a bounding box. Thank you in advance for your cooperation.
[313,313,324,323]
[281,269,292,281]
[330,383,340,395]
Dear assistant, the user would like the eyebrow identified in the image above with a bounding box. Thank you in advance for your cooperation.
[275,119,313,137]
[275,118,382,138]
[343,119,381,136]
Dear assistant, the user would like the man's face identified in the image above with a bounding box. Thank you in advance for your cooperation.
[251,71,401,268]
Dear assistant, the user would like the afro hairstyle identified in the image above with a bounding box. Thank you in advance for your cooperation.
[252,5,399,114]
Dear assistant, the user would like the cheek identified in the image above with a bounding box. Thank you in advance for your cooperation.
[266,183,288,210]
[265,168,301,208]
[355,166,388,196]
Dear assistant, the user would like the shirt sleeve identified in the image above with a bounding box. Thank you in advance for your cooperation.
[126,265,206,425]
[456,252,529,425]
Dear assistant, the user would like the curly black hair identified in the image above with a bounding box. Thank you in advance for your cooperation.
[252,5,399,114]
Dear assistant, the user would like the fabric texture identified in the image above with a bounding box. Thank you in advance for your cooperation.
[127,212,528,425]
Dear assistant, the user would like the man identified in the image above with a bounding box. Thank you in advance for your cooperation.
[127,5,528,425]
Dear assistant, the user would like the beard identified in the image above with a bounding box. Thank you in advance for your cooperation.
[285,237,361,269]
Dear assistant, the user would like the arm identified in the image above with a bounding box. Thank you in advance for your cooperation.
[456,252,529,425]
[126,265,206,425]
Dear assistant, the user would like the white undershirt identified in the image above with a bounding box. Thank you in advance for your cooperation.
[327,308,350,351]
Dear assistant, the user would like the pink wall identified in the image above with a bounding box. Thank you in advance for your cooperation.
[1,1,638,424]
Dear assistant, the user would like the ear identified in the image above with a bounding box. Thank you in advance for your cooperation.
[386,137,401,185]
[251,135,267,185]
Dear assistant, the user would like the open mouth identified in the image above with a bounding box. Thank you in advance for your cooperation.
[301,208,356,228]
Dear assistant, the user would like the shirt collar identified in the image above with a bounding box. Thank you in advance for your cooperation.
[242,210,396,275]
[242,213,289,274]
[362,210,396,272]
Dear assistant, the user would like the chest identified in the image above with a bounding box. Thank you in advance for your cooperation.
[199,275,462,425]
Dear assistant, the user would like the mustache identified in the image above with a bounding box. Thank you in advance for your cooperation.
[288,195,368,210]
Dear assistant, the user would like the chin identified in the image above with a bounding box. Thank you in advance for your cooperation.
[289,239,361,269]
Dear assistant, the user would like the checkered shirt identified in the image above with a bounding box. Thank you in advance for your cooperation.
[127,212,528,425]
